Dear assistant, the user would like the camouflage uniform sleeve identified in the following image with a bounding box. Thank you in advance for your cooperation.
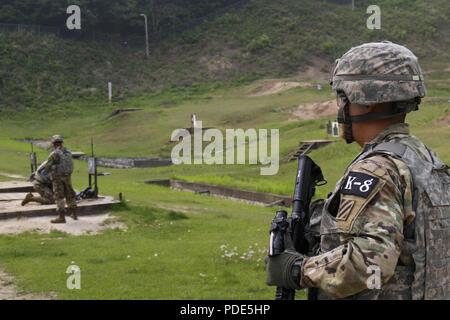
[43,151,60,171]
[300,155,414,299]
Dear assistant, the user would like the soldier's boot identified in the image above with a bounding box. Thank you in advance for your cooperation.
[21,193,34,206]
[21,193,48,206]
[50,210,66,224]
[68,207,78,220]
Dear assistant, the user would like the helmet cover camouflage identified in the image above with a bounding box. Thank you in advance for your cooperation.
[331,41,427,106]
[51,135,64,144]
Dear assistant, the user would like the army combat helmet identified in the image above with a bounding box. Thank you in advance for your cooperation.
[51,135,64,144]
[330,41,427,143]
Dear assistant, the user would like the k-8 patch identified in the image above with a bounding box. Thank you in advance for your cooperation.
[340,171,379,198]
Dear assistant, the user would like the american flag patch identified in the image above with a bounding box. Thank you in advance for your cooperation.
[336,199,355,221]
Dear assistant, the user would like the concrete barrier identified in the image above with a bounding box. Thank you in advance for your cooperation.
[79,156,173,169]
[0,195,120,220]
[145,179,291,207]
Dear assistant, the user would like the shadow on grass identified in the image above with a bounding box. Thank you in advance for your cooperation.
[111,201,189,225]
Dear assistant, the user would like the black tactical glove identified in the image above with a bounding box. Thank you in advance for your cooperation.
[265,249,304,290]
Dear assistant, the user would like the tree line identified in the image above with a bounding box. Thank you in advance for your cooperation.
[0,0,234,35]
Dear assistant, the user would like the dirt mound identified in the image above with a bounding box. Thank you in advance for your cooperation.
[290,100,338,120]
[436,113,450,126]
[299,57,332,81]
[0,268,56,300]
[0,213,125,236]
[249,81,308,97]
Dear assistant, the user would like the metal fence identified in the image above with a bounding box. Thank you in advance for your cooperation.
[0,0,250,46]
[323,0,370,7]
[0,23,60,36]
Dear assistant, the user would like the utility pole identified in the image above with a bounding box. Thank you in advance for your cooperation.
[140,13,150,58]
[352,0,355,11]
[108,81,112,103]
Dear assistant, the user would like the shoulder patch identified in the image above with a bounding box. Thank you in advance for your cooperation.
[336,198,355,221]
[340,171,379,198]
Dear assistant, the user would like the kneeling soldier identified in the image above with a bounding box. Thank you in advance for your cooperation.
[21,162,54,206]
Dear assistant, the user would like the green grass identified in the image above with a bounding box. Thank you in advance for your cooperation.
[0,201,286,299]
[0,69,449,299]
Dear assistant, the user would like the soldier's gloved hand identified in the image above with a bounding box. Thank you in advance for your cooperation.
[265,249,304,290]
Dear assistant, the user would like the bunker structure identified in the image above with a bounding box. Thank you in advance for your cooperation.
[145,179,292,207]
[284,140,336,162]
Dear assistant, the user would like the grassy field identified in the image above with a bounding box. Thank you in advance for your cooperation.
[0,70,449,299]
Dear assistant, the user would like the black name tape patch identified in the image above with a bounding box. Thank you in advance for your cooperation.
[340,171,379,198]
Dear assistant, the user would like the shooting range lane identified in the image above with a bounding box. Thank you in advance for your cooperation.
[0,180,120,220]
[0,181,34,193]
[0,195,120,220]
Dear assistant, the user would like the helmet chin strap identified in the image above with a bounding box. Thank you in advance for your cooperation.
[349,97,421,123]
[337,95,354,144]
[349,109,406,123]
[336,95,420,144]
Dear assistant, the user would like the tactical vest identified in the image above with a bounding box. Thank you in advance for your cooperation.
[316,137,450,300]
[54,148,74,176]
[35,169,51,185]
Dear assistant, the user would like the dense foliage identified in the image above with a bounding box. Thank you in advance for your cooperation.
[0,0,233,34]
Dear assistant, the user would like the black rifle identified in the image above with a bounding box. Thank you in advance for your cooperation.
[268,155,326,300]
[30,142,38,174]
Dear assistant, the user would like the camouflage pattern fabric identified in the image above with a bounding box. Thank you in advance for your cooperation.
[372,132,450,300]
[301,123,417,299]
[44,146,74,177]
[51,135,64,143]
[300,41,449,299]
[32,180,55,205]
[44,146,77,211]
[52,176,77,211]
[331,41,427,106]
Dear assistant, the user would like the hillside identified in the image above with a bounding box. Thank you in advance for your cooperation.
[1,0,450,111]
[0,68,449,299]
[0,0,450,300]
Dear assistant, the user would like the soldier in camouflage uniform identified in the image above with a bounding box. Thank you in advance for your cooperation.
[21,162,55,206]
[266,41,450,299]
[44,135,78,224]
